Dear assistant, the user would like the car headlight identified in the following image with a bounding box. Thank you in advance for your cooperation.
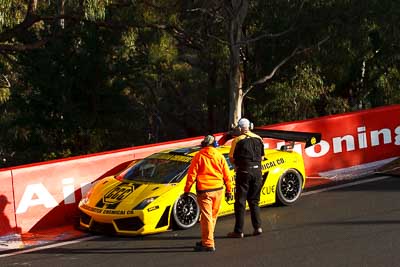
[133,197,158,210]
[79,191,92,206]
[79,181,99,206]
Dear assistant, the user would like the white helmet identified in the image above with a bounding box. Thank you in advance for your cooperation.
[238,118,253,130]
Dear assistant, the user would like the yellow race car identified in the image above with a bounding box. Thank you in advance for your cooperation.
[78,129,321,235]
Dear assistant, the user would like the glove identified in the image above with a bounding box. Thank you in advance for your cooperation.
[225,192,234,202]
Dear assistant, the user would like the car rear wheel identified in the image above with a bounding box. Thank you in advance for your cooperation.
[172,193,200,229]
[276,169,303,206]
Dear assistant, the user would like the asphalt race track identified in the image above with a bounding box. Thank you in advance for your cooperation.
[2,174,400,267]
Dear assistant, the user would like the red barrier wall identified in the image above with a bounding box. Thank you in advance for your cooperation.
[269,105,400,177]
[0,170,18,236]
[6,137,204,234]
[1,105,400,236]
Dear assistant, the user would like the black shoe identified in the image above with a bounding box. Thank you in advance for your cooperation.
[194,245,215,252]
[195,241,202,247]
[253,228,263,236]
[227,231,244,238]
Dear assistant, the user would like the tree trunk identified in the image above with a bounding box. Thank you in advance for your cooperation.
[228,53,243,128]
[225,0,248,128]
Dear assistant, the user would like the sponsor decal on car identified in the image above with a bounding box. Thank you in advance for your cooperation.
[149,153,192,162]
[262,158,285,170]
[147,206,159,212]
[261,185,275,195]
[103,185,134,204]
[80,204,137,215]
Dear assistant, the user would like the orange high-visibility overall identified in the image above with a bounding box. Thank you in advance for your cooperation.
[184,146,232,248]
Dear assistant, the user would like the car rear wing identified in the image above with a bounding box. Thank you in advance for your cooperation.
[218,128,321,149]
[252,129,321,148]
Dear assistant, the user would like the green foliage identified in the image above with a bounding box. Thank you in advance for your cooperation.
[0,0,399,167]
[0,87,10,103]
[0,0,25,30]
[83,0,109,21]
[372,67,400,105]
[249,64,348,125]
[0,74,10,103]
[148,33,178,65]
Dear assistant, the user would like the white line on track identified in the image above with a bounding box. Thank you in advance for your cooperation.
[0,235,99,258]
[0,175,393,258]
[303,175,392,196]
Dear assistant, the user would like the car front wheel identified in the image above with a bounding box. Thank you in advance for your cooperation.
[276,169,303,206]
[172,193,200,229]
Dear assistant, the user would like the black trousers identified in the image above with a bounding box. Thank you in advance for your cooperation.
[233,167,262,233]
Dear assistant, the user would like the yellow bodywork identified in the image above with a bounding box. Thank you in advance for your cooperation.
[78,145,306,236]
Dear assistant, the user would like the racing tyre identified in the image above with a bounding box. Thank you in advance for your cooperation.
[172,193,200,229]
[276,169,303,206]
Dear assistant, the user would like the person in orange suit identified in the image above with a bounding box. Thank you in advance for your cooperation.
[184,135,233,252]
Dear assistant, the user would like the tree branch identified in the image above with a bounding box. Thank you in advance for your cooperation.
[186,8,224,22]
[237,27,294,46]
[243,36,330,97]
[207,33,229,45]
[0,39,49,52]
[1,75,11,87]
[0,16,42,43]
[237,0,306,47]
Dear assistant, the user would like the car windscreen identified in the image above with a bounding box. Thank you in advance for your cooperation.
[120,153,192,184]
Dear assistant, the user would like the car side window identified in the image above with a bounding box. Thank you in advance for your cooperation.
[223,154,234,170]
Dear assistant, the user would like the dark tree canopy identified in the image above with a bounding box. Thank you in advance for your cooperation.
[0,0,399,167]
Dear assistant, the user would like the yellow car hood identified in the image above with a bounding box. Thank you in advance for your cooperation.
[86,176,180,209]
